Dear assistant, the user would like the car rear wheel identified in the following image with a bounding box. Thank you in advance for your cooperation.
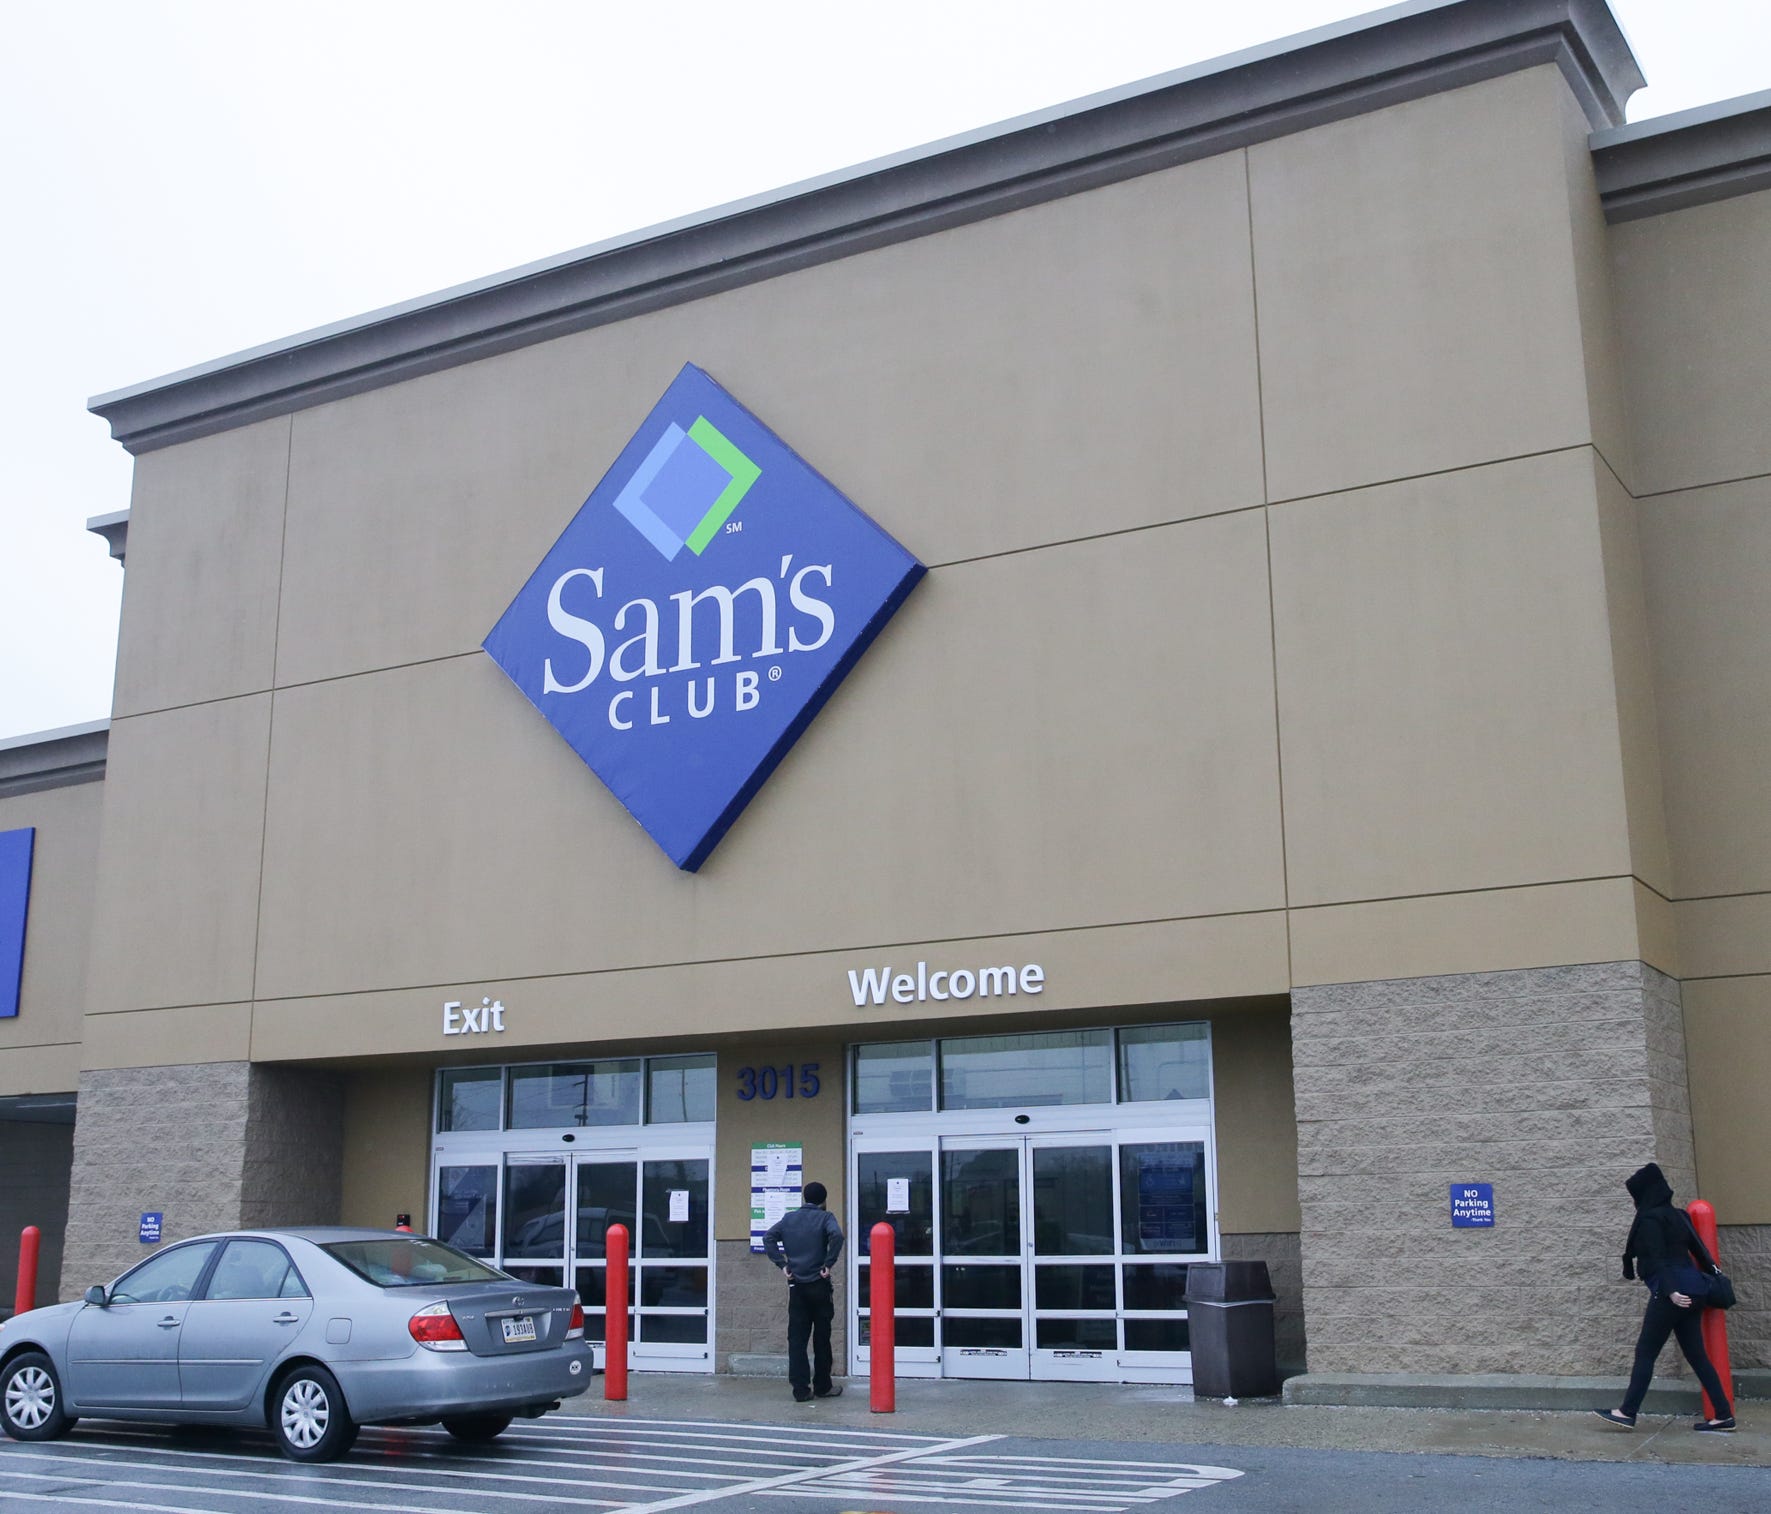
[272,1364,358,1462]
[442,1413,514,1442]
[2,1352,77,1442]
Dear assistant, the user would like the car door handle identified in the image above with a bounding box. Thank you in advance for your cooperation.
[157,1316,181,1329]
[273,1312,301,1325]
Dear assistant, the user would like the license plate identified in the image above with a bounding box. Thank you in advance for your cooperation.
[500,1315,537,1344]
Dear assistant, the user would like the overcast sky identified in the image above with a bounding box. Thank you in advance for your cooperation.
[2,0,1766,743]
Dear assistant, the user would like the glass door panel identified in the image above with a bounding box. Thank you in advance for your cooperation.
[501,1156,567,1287]
[1115,1134,1210,1374]
[852,1144,937,1372]
[1028,1140,1118,1380]
[434,1164,498,1259]
[938,1143,1026,1379]
[637,1158,711,1357]
[571,1157,636,1348]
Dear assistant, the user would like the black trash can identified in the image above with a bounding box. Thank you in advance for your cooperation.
[1184,1261,1279,1398]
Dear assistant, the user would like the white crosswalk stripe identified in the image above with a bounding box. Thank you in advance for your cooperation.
[0,1415,1243,1513]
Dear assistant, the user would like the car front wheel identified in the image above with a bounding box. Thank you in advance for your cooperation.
[272,1364,358,1462]
[1,1352,77,1442]
[442,1413,514,1442]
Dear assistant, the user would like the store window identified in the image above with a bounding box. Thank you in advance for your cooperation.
[852,1022,1211,1113]
[435,1054,717,1134]
[942,1030,1111,1110]
[647,1054,716,1123]
[438,1067,502,1131]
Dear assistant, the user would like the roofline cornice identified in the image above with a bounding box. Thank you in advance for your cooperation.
[1592,88,1771,222]
[0,720,109,799]
[89,0,1640,457]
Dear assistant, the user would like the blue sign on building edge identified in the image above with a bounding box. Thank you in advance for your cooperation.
[0,827,35,1020]
[139,1212,163,1245]
[484,364,925,872]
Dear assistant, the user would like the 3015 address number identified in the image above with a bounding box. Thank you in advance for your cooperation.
[736,1063,820,1101]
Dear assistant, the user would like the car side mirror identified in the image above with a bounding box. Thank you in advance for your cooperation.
[84,1286,109,1307]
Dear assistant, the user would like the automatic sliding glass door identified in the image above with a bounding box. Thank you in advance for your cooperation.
[849,1124,1213,1384]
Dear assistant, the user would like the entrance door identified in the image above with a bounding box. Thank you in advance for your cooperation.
[852,1126,1212,1384]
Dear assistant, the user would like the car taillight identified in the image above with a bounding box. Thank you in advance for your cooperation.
[567,1302,584,1339]
[408,1301,467,1351]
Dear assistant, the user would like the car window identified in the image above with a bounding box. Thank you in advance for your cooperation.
[205,1240,307,1301]
[322,1237,507,1287]
[109,1242,219,1305]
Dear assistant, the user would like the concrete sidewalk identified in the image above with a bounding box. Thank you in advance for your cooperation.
[561,1372,1769,1468]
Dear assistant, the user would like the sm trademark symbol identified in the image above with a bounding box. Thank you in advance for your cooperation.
[724,519,743,534]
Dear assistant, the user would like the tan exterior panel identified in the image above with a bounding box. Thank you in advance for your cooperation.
[0,1042,81,1099]
[248,911,1290,1064]
[81,1002,253,1070]
[1631,881,1679,981]
[86,697,273,1015]
[1270,449,1634,908]
[1676,894,1771,981]
[1610,188,1771,496]
[1591,457,1672,894]
[254,514,1285,1002]
[270,150,1263,689]
[1555,83,1635,490]
[1637,474,1771,898]
[1210,1005,1301,1234]
[339,1067,433,1231]
[111,417,290,718]
[0,779,103,1078]
[1250,67,1598,502]
[1683,975,1771,1224]
[1289,877,1655,988]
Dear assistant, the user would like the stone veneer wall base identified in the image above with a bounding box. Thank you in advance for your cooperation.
[1292,962,1698,1377]
[62,1061,344,1295]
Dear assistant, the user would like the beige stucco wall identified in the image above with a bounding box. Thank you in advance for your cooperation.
[1613,186,1771,1224]
[0,778,103,1097]
[77,65,1666,1081]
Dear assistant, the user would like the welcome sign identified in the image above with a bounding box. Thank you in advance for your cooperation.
[485,365,924,870]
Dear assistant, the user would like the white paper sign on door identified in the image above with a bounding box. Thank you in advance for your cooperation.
[668,1189,690,1223]
[886,1177,910,1213]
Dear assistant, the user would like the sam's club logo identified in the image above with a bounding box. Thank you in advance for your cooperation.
[484,363,925,871]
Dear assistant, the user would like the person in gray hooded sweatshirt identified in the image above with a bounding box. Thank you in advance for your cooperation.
[763,1181,846,1403]
[1594,1161,1735,1432]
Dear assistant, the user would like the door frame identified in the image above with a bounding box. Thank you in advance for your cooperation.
[848,1105,1218,1385]
[431,1121,716,1373]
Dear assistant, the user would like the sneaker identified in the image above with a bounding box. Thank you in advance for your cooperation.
[815,1383,844,1398]
[1593,1409,1636,1429]
[1694,1416,1736,1433]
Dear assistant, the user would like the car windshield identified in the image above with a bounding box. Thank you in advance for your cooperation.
[321,1238,506,1288]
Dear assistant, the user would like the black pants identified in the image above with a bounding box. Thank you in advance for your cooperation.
[1621,1293,1732,1417]
[786,1277,834,1400]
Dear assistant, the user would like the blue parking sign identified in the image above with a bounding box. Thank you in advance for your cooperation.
[139,1212,163,1245]
[1450,1184,1494,1228]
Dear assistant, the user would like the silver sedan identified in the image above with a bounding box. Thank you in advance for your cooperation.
[0,1227,594,1461]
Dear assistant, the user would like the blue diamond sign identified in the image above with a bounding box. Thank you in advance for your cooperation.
[485,364,925,871]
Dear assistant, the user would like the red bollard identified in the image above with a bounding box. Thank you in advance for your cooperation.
[1688,1199,1733,1419]
[605,1223,629,1401]
[15,1226,40,1318]
[869,1221,895,1413]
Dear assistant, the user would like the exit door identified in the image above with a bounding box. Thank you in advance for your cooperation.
[433,1144,714,1372]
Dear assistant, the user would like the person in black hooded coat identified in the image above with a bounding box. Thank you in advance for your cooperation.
[1594,1161,1735,1432]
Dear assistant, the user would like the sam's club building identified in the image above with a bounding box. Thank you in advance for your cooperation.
[5,0,1771,1398]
